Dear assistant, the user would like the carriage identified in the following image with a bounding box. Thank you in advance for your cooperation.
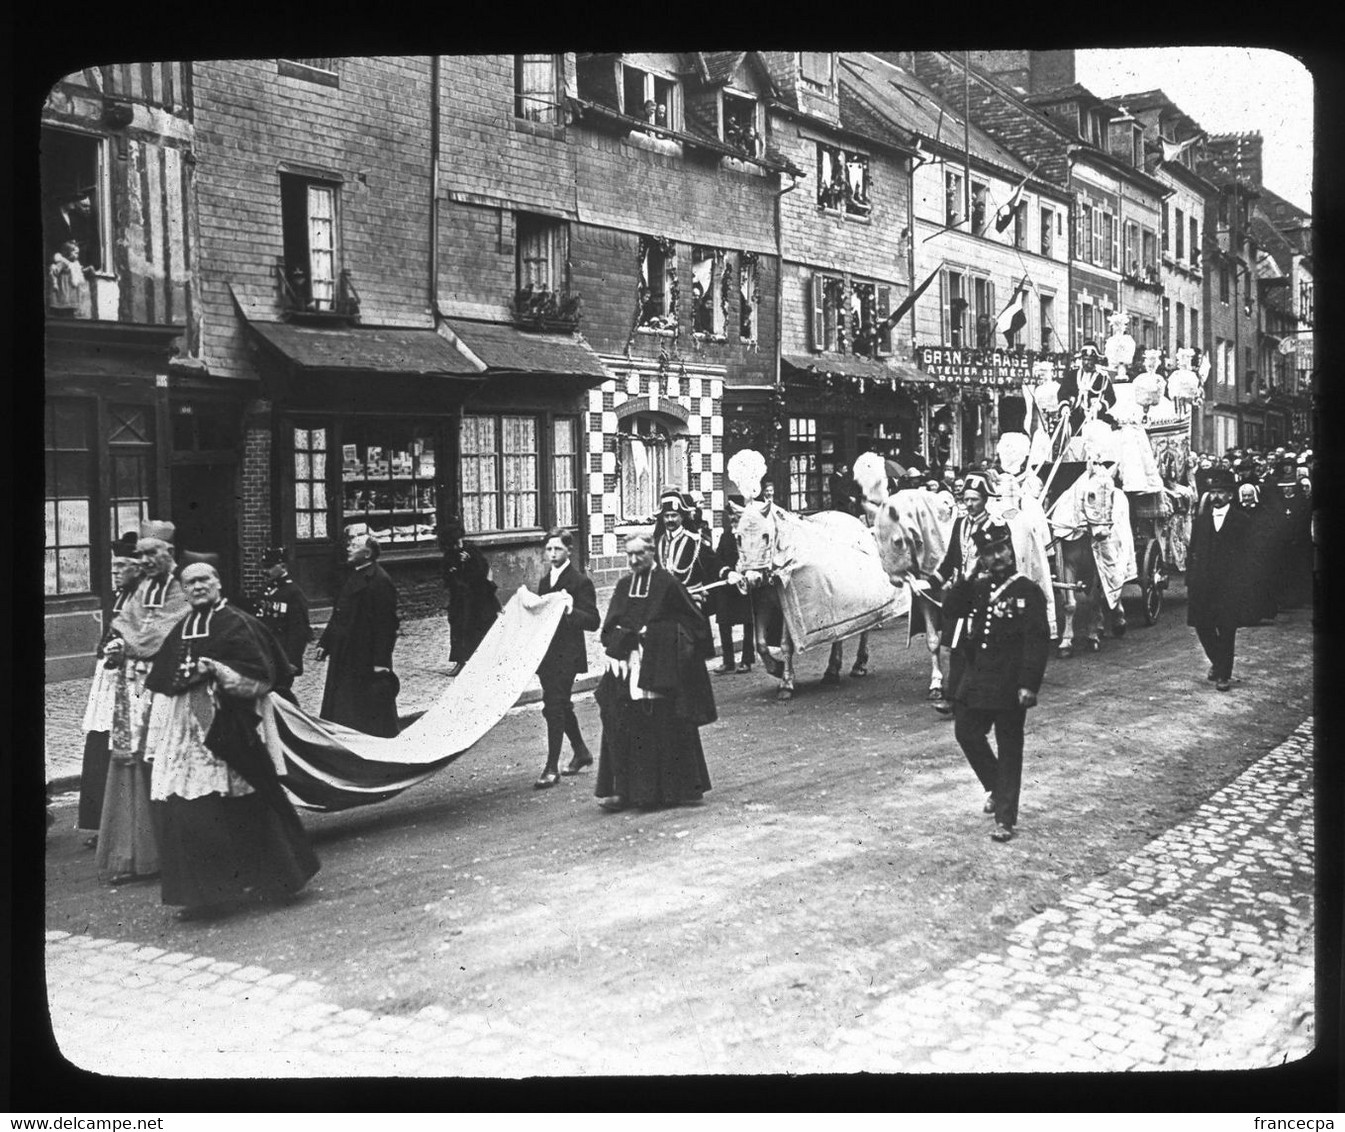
[1036,387,1195,630]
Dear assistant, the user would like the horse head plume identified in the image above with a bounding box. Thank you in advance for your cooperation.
[728,449,768,502]
[996,432,1030,476]
[852,452,889,505]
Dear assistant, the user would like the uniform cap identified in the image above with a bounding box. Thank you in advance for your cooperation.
[971,521,1013,553]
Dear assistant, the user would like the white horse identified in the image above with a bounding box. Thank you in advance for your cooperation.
[871,480,1059,696]
[733,498,905,701]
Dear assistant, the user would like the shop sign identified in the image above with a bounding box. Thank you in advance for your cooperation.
[915,345,1062,388]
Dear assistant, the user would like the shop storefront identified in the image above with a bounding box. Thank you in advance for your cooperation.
[775,355,933,511]
[244,317,608,610]
[44,321,188,681]
[915,345,1068,470]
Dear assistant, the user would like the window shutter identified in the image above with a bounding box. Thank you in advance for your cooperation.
[987,281,996,331]
[811,273,825,351]
[940,270,950,345]
[1110,215,1119,271]
[877,285,891,355]
[1075,205,1086,262]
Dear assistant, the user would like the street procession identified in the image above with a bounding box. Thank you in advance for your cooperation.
[38,47,1321,1085]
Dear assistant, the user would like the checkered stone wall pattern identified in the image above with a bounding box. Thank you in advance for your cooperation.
[586,356,725,573]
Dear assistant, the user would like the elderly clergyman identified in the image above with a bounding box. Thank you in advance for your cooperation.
[143,560,318,921]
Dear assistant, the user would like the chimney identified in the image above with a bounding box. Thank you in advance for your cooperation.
[1028,50,1075,93]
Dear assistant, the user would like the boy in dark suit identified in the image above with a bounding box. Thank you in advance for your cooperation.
[534,528,601,788]
[946,520,1051,843]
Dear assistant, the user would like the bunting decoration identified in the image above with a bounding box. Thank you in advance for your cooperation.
[993,173,1029,234]
[871,266,940,338]
[994,282,1028,344]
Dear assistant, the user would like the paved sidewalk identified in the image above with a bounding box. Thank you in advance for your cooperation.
[45,718,1314,1077]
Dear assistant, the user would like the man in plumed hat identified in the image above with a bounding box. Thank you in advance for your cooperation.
[943,520,1051,842]
[1186,467,1257,692]
[1056,339,1117,434]
[652,486,715,594]
[253,546,314,679]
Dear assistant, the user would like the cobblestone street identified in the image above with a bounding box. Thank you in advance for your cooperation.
[46,719,1314,1077]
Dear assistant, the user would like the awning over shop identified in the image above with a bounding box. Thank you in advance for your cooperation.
[443,319,610,381]
[782,354,933,384]
[45,320,186,381]
[247,320,483,377]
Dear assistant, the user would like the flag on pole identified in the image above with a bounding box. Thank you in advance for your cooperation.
[1161,135,1201,164]
[994,282,1028,344]
[872,265,940,337]
[993,173,1028,234]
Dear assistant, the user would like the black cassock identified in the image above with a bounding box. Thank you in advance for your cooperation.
[318,562,401,736]
[595,566,716,808]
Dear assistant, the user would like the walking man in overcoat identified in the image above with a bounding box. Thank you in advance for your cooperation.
[946,520,1051,843]
[1186,468,1255,692]
[533,528,600,789]
[317,533,400,735]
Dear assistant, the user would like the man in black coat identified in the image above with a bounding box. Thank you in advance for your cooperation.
[946,521,1051,843]
[1186,469,1255,692]
[439,517,501,677]
[711,502,755,674]
[253,546,314,678]
[594,536,716,812]
[533,528,601,788]
[317,533,400,736]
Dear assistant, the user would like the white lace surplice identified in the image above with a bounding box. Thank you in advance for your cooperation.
[144,662,273,801]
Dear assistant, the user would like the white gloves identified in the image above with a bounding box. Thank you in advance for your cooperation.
[605,655,629,678]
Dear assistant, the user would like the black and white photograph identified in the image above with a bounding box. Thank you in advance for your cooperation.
[28,36,1336,1107]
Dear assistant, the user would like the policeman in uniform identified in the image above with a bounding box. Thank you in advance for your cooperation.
[944,520,1051,843]
[254,545,314,678]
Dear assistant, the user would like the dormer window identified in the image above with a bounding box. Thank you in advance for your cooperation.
[722,90,760,157]
[817,144,871,218]
[800,52,834,92]
[622,64,679,131]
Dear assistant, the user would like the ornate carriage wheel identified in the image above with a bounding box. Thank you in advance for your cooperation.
[1141,539,1165,625]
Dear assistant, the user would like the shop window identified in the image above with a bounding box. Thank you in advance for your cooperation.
[294,428,330,542]
[691,245,725,338]
[280,174,339,312]
[739,251,759,343]
[461,414,537,533]
[552,417,580,530]
[788,418,825,513]
[946,171,964,228]
[942,269,967,348]
[339,425,438,546]
[817,144,871,217]
[1040,207,1054,257]
[42,127,110,317]
[811,273,846,352]
[637,236,677,331]
[722,91,759,156]
[45,400,95,595]
[800,52,833,91]
[515,54,561,124]
[622,64,678,130]
[108,405,153,540]
[618,415,689,521]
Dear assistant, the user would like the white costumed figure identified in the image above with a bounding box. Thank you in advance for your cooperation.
[1104,312,1137,380]
[1166,347,1201,414]
[1131,348,1166,420]
[992,431,1053,558]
